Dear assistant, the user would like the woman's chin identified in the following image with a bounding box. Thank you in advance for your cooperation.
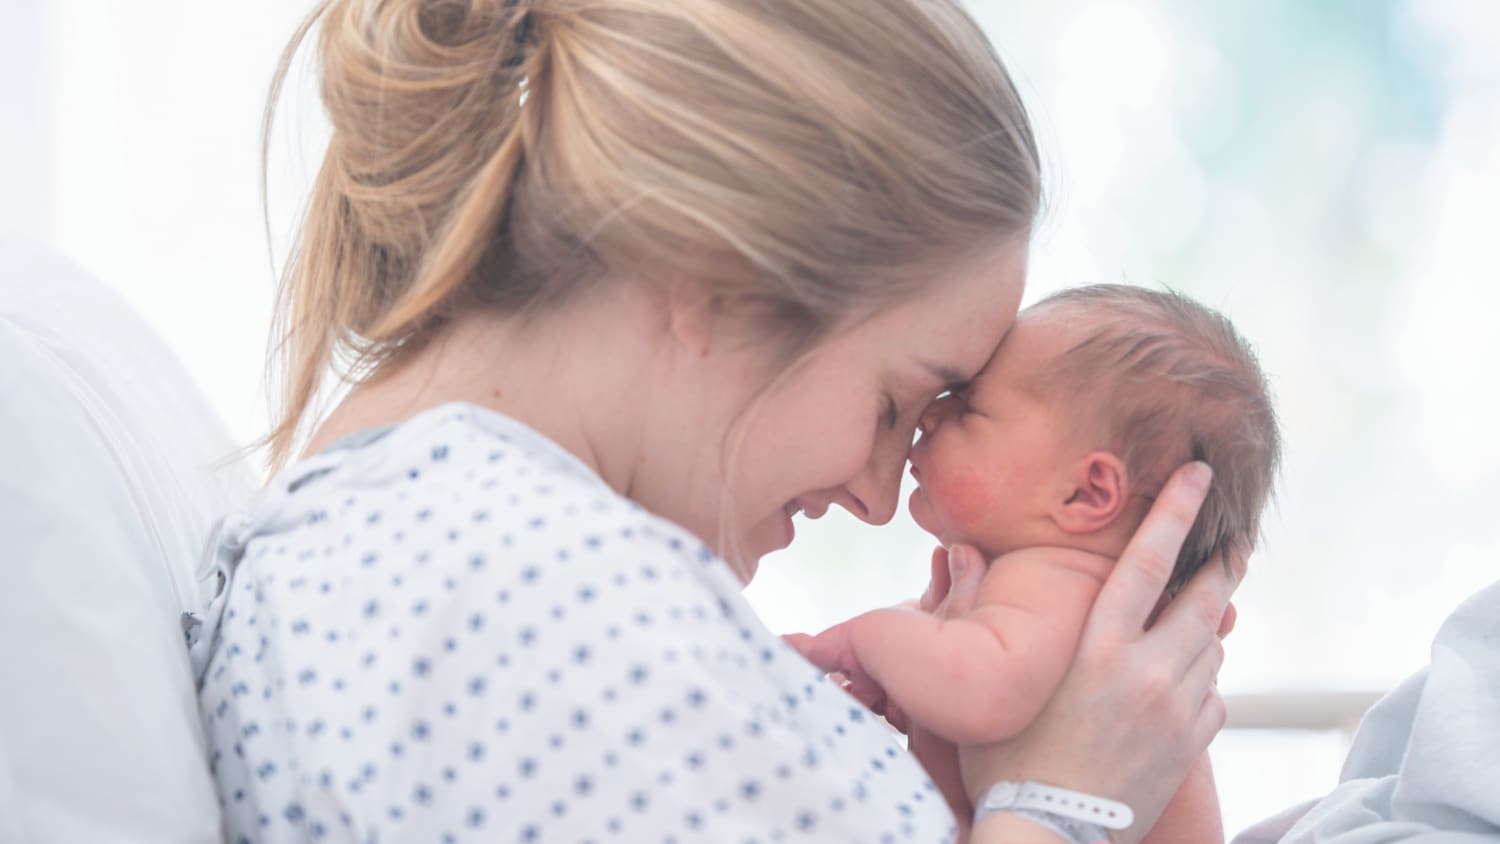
[718,546,762,586]
[727,521,787,584]
[734,557,762,586]
[754,508,795,555]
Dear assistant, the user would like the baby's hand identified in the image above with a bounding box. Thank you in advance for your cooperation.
[908,544,988,828]
[780,632,817,659]
[787,624,902,728]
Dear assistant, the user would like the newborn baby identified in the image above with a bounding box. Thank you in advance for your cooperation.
[802,284,1281,838]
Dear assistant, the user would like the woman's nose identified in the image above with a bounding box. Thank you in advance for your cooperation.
[843,428,910,526]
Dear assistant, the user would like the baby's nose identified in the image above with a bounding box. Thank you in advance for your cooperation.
[917,396,955,435]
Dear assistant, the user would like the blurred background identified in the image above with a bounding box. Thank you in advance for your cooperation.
[5,0,1498,835]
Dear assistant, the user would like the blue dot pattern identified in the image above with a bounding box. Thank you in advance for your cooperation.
[195,403,956,843]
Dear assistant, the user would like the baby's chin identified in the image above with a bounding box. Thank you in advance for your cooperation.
[908,486,1004,559]
[908,487,961,546]
[907,486,936,534]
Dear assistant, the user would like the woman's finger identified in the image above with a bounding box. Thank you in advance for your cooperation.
[1090,462,1214,635]
[1149,551,1241,665]
[1191,686,1228,753]
[1176,634,1227,752]
[1181,635,1225,695]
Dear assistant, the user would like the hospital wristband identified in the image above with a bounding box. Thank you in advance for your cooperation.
[973,781,1133,844]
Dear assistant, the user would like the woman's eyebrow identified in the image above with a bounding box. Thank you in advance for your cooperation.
[921,360,970,388]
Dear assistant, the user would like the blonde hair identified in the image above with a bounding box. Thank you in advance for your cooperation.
[1031,285,1281,592]
[263,0,1041,468]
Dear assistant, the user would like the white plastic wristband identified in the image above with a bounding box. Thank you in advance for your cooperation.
[974,781,1134,842]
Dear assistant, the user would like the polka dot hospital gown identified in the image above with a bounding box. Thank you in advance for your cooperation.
[190,403,957,843]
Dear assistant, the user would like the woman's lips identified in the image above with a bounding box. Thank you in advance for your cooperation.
[789,498,829,519]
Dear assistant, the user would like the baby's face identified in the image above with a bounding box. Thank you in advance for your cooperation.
[907,312,1084,557]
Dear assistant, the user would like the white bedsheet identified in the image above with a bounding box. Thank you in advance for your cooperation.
[1233,579,1500,843]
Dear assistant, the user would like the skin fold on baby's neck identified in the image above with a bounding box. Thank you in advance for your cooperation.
[982,543,1118,586]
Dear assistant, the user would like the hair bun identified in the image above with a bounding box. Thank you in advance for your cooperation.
[263,0,1040,469]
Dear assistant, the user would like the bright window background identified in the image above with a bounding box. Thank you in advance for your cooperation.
[7,1,1499,837]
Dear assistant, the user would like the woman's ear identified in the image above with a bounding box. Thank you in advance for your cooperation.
[1053,451,1128,534]
[665,276,717,357]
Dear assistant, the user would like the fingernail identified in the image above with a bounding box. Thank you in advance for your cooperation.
[1186,461,1213,492]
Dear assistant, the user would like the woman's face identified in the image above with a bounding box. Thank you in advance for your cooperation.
[720,240,1028,579]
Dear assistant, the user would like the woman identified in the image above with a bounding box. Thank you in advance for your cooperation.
[191,1,1236,841]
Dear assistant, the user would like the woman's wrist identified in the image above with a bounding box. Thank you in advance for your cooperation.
[970,810,1072,844]
[970,781,1128,844]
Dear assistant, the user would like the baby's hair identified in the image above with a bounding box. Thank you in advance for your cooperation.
[1030,284,1281,592]
[260,0,1041,469]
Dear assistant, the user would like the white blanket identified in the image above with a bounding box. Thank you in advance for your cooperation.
[1233,579,1500,843]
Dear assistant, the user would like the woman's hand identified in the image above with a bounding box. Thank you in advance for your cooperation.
[957,462,1243,844]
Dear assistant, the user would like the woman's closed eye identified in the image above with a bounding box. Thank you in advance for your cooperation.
[940,382,974,415]
[939,380,970,400]
[886,379,972,431]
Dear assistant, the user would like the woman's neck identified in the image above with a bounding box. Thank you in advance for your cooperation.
[303,288,664,496]
[301,278,772,564]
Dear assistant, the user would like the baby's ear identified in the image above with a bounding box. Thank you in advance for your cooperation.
[1054,451,1128,534]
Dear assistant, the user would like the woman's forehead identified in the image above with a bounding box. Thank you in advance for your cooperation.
[913,240,1029,370]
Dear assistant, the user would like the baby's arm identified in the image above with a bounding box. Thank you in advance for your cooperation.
[804,557,1096,745]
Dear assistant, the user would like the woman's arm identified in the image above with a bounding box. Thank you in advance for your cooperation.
[961,462,1240,844]
[971,812,1071,843]
[959,757,1222,844]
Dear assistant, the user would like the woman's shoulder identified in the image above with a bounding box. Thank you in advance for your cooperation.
[259,402,653,545]
[231,401,755,651]
[287,401,611,500]
[308,401,726,574]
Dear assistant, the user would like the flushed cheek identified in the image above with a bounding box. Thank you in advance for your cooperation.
[922,463,1001,538]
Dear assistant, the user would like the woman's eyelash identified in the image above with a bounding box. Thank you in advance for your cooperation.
[943,382,975,415]
[884,395,900,429]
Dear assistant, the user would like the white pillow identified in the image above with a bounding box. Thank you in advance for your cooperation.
[0,235,254,842]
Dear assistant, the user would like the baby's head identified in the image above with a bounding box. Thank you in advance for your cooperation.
[908,284,1280,591]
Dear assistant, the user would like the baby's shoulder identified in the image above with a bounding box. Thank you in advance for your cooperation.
[979,545,1112,603]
